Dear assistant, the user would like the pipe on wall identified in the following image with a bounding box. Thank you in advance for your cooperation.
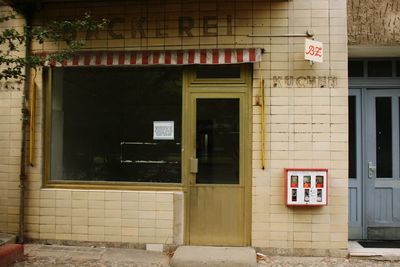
[18,4,33,244]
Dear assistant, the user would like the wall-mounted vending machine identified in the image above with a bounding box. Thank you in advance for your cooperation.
[285,168,328,206]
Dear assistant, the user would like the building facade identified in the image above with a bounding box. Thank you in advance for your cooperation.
[1,0,349,256]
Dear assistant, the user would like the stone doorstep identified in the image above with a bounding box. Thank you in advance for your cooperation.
[0,244,24,267]
[349,251,400,261]
[348,241,400,261]
[170,246,257,267]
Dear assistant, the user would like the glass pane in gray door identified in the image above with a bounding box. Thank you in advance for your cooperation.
[376,97,392,178]
[349,96,357,178]
[196,99,239,184]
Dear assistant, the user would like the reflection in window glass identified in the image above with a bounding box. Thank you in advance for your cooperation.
[368,61,393,77]
[376,97,392,178]
[50,67,182,183]
[196,99,240,184]
[349,96,357,178]
[348,61,364,77]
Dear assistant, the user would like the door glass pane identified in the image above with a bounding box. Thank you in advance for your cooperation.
[397,61,400,77]
[349,96,357,178]
[376,97,392,178]
[196,65,241,79]
[196,99,239,184]
[368,61,393,77]
[348,61,364,77]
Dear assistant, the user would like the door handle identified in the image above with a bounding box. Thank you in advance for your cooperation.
[190,158,198,174]
[368,162,376,179]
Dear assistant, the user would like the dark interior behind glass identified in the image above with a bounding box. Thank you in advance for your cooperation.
[367,61,393,77]
[348,61,364,77]
[50,67,182,183]
[196,65,241,79]
[376,97,392,178]
[348,96,357,178]
[196,99,240,184]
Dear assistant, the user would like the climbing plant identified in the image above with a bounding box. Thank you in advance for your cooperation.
[0,12,108,80]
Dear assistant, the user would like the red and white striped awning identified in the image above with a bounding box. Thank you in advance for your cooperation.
[46,48,262,67]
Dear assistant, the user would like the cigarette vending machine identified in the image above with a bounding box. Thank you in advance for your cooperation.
[285,168,328,206]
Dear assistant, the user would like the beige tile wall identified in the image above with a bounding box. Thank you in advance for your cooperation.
[1,0,348,253]
[0,5,25,235]
[250,0,348,254]
[26,189,177,244]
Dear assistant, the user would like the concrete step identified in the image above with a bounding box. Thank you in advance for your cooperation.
[170,246,257,267]
[348,241,400,261]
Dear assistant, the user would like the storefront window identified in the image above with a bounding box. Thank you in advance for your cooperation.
[49,67,182,183]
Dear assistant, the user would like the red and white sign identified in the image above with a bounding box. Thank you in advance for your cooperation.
[304,39,323,63]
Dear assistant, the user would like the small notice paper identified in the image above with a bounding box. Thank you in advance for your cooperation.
[153,121,174,140]
[304,39,323,63]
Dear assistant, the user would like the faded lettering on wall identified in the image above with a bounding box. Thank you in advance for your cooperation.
[104,16,234,39]
[0,81,22,91]
[272,76,337,88]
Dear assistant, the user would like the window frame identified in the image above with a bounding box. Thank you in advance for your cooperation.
[188,64,251,86]
[43,67,184,191]
[43,64,250,190]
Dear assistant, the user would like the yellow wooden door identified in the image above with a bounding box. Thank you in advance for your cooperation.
[186,92,249,246]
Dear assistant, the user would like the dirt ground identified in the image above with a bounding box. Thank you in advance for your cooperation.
[11,244,400,267]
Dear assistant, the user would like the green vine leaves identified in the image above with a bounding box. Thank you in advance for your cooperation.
[0,12,108,80]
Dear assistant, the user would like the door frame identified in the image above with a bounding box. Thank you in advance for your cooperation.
[182,65,253,246]
[349,77,400,240]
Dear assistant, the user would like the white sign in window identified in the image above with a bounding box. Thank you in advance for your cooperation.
[153,121,174,140]
[304,39,323,63]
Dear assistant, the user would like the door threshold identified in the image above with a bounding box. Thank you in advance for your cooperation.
[358,240,400,248]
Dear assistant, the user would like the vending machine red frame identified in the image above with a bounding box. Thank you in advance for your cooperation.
[284,168,328,206]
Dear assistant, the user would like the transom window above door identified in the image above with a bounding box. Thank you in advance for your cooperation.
[348,59,400,78]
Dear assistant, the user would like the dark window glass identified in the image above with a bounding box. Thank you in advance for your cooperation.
[50,67,182,183]
[196,99,239,184]
[348,61,364,77]
[349,96,357,178]
[196,65,241,79]
[376,97,392,178]
[397,61,400,77]
[368,61,393,77]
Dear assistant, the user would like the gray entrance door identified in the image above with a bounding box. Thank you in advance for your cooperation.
[348,89,362,239]
[365,89,400,239]
[349,88,400,240]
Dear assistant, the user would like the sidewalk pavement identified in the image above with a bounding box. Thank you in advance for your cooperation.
[11,243,400,267]
[13,244,170,267]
